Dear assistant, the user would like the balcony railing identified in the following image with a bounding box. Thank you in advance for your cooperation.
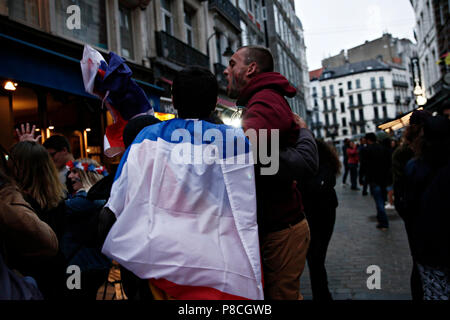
[208,0,241,31]
[214,63,228,88]
[155,31,209,68]
[393,80,409,88]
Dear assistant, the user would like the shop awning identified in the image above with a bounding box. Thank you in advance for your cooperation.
[0,32,163,98]
[378,107,423,132]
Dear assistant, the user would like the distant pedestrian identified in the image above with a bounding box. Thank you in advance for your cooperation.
[363,133,391,230]
[346,141,359,190]
[341,138,350,186]
[299,139,341,301]
[358,137,368,195]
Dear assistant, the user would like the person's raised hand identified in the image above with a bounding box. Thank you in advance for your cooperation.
[16,123,42,143]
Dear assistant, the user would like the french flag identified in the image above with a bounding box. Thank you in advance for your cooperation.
[101,119,264,300]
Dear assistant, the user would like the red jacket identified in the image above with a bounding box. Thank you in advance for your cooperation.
[347,146,359,164]
[237,72,304,236]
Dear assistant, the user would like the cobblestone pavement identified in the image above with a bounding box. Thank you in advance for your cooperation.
[299,181,413,300]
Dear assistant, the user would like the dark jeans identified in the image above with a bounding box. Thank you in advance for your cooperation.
[306,208,336,301]
[370,183,389,227]
[348,163,358,189]
[342,162,349,184]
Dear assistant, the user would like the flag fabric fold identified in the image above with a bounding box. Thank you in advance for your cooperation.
[102,119,264,300]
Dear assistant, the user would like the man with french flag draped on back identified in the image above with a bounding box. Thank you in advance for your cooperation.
[100,67,264,300]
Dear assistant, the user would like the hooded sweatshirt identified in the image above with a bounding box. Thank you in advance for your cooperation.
[237,72,304,236]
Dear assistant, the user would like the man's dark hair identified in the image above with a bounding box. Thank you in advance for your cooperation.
[172,66,218,119]
[43,134,71,153]
[123,115,161,148]
[241,45,274,73]
[365,133,377,143]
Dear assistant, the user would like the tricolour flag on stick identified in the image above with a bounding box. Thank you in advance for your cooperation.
[101,119,263,300]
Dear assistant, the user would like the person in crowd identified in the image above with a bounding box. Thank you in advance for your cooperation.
[8,141,68,299]
[224,45,318,300]
[404,115,450,300]
[43,135,75,195]
[383,137,396,210]
[102,66,265,300]
[93,115,161,301]
[0,144,59,299]
[358,137,368,195]
[346,140,359,190]
[392,109,431,300]
[341,138,350,186]
[62,158,111,300]
[439,99,450,119]
[299,139,341,301]
[362,133,391,230]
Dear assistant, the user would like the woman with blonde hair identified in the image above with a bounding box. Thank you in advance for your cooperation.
[8,141,67,299]
[63,158,111,300]
[9,141,66,216]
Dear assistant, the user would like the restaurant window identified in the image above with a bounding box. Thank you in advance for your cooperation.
[119,5,134,59]
[55,0,108,49]
[161,0,173,35]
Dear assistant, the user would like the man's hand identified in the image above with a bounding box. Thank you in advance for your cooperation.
[293,113,308,129]
[16,123,42,143]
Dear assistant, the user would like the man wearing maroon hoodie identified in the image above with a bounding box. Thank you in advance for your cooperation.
[224,45,318,300]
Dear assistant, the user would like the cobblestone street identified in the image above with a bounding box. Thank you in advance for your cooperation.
[300,181,413,300]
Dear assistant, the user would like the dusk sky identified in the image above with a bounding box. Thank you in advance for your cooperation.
[295,0,417,71]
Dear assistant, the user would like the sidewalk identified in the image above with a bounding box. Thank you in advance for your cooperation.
[299,181,413,300]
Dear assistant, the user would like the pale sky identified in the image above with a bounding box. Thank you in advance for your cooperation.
[294,0,417,71]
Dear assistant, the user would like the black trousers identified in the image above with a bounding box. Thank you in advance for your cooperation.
[305,207,336,301]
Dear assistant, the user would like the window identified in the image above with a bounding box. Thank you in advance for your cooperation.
[332,113,337,125]
[356,79,361,89]
[331,98,336,110]
[325,114,330,126]
[330,84,334,96]
[379,77,385,88]
[372,91,378,104]
[339,88,344,97]
[350,110,355,122]
[347,81,352,90]
[322,87,326,97]
[340,102,345,113]
[119,6,134,59]
[381,91,386,103]
[359,109,364,121]
[374,107,379,119]
[324,99,328,111]
[357,93,363,106]
[161,0,173,35]
[383,106,388,119]
[239,0,246,11]
[184,6,194,47]
[55,0,108,49]
[342,117,347,127]
[371,77,376,89]
[349,95,354,107]
[8,0,41,27]
[247,0,254,13]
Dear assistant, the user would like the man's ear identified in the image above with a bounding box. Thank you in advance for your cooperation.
[246,62,258,78]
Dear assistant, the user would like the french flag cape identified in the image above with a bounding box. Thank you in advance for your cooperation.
[101,119,264,300]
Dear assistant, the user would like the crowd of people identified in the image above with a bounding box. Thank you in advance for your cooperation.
[0,45,449,301]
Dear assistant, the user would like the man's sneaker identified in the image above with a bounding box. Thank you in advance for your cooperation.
[376,224,388,231]
[385,203,395,210]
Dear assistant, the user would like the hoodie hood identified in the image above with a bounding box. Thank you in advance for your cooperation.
[237,72,297,106]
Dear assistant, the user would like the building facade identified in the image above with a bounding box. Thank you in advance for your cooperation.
[410,0,449,111]
[309,60,409,145]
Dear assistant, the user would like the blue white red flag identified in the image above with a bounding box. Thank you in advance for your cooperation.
[101,119,263,300]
